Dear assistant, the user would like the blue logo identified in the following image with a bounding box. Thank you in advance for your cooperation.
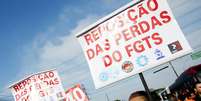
[136,55,148,67]
[99,72,109,82]
[154,49,165,60]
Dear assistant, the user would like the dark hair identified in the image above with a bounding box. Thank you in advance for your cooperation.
[194,81,201,88]
[129,91,148,101]
[185,91,195,98]
[167,94,177,101]
[151,91,161,101]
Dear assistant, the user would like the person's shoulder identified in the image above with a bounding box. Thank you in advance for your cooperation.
[195,95,201,100]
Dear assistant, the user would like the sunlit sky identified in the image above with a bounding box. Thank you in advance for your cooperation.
[0,0,201,101]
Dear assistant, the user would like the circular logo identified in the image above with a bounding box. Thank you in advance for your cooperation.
[136,55,148,67]
[99,72,109,82]
[122,61,134,73]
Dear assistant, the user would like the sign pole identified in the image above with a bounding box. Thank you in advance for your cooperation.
[106,93,110,101]
[169,62,179,77]
[139,72,153,101]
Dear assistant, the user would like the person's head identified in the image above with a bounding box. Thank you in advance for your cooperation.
[194,81,201,94]
[186,92,196,99]
[167,94,177,101]
[129,91,149,101]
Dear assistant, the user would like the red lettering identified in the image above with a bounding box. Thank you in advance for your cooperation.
[104,39,110,51]
[31,76,37,82]
[115,33,122,45]
[106,21,115,31]
[54,78,59,85]
[160,11,171,23]
[49,80,54,85]
[122,29,132,41]
[115,15,124,28]
[29,85,32,92]
[14,85,19,92]
[43,73,49,80]
[38,74,43,80]
[22,95,29,101]
[125,40,145,57]
[124,32,164,57]
[48,71,54,78]
[86,48,94,60]
[84,34,93,45]
[142,36,152,48]
[130,25,141,37]
[138,4,149,18]
[15,94,20,101]
[151,16,162,29]
[96,44,103,56]
[127,9,138,23]
[73,87,85,101]
[15,89,28,101]
[22,81,27,88]
[39,91,46,97]
[91,29,100,41]
[125,44,133,57]
[103,55,112,68]
[138,21,150,34]
[35,83,41,90]
[134,40,145,53]
[152,33,163,45]
[112,51,122,62]
[18,83,23,90]
[147,0,158,11]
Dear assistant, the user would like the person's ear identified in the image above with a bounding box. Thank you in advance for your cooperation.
[194,88,197,93]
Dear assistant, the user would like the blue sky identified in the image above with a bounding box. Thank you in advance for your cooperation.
[0,0,130,100]
[0,0,201,100]
[0,0,129,86]
[0,0,67,88]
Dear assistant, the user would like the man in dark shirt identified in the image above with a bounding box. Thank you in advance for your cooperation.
[194,81,201,101]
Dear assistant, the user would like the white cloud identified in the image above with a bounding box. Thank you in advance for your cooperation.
[38,15,99,68]
[18,14,99,73]
[39,35,80,66]
[0,13,99,100]
[0,86,13,101]
[3,0,201,100]
[1,14,100,100]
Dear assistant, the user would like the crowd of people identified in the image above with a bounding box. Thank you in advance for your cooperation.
[177,81,201,101]
[128,82,201,101]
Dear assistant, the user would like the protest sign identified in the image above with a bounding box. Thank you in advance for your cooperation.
[10,70,65,101]
[76,0,192,89]
[64,84,89,101]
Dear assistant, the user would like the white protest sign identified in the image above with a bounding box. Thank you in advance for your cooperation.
[10,70,65,101]
[64,84,89,101]
[76,0,192,89]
